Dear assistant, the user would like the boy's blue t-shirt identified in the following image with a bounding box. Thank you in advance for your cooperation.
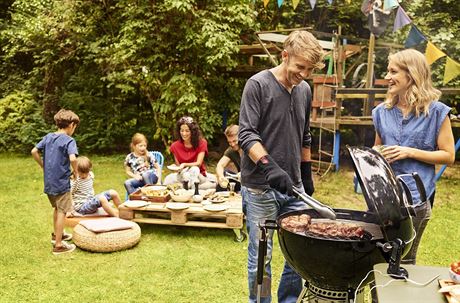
[36,133,78,195]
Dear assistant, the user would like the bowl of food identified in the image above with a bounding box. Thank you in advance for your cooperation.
[170,189,193,202]
[450,261,460,284]
[140,185,168,196]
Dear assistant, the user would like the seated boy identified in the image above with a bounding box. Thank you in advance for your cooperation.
[71,156,121,217]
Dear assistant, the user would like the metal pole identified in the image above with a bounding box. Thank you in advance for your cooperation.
[364,33,375,116]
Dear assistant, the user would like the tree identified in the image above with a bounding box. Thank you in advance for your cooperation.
[0,0,256,153]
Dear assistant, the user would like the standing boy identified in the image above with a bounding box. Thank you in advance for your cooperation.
[31,109,80,255]
[238,30,324,302]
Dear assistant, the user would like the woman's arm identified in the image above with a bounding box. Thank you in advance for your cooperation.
[382,117,455,165]
[179,151,205,169]
[373,132,383,147]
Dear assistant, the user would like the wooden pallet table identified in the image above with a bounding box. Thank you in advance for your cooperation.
[119,195,246,241]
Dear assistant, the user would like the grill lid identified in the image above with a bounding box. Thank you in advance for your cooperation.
[347,146,413,242]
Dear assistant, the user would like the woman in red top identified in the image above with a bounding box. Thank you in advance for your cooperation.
[165,116,216,189]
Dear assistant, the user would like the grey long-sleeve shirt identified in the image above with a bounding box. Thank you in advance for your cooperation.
[238,70,312,189]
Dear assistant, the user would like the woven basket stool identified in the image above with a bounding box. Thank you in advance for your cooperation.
[73,222,141,253]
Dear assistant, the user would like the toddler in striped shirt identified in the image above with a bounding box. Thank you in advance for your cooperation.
[71,156,122,217]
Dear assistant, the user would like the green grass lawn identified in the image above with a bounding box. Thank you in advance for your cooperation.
[0,153,458,302]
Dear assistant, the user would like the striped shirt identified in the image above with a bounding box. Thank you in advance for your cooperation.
[71,172,95,211]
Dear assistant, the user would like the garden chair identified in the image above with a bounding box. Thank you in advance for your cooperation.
[149,150,165,183]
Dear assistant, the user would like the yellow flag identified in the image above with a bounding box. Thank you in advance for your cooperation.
[264,0,269,7]
[293,0,300,9]
[443,57,460,84]
[425,41,446,65]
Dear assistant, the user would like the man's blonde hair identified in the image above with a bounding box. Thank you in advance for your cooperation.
[284,30,325,70]
[224,124,239,137]
[384,49,441,116]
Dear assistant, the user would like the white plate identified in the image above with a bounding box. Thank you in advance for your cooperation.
[209,197,227,204]
[203,204,228,212]
[166,202,189,210]
[201,200,212,206]
[123,200,150,208]
[167,164,181,171]
[215,191,230,197]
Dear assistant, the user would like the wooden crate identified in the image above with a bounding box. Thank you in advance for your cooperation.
[119,196,243,229]
[128,188,170,203]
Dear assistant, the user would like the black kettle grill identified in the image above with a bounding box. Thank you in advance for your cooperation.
[258,146,426,303]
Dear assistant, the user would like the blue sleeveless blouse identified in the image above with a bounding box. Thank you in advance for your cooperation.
[372,101,451,204]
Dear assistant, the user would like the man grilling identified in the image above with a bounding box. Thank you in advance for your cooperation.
[238,30,324,303]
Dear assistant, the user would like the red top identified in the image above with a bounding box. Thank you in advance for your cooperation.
[170,139,208,176]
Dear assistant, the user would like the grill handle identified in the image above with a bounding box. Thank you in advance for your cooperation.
[397,178,416,217]
[292,188,336,220]
[396,172,428,203]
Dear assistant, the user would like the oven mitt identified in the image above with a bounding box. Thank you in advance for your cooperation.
[257,155,293,195]
[301,162,314,196]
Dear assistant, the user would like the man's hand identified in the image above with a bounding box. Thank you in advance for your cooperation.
[257,155,293,195]
[300,162,314,196]
[219,177,229,189]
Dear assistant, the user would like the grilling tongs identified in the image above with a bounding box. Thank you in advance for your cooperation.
[292,187,337,220]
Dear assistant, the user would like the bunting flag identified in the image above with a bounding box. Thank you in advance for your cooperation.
[277,0,283,7]
[404,25,426,48]
[393,6,411,31]
[425,41,446,65]
[383,0,399,11]
[263,0,269,7]
[309,0,316,9]
[443,57,460,84]
[292,0,300,9]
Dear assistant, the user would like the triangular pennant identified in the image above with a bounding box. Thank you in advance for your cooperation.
[393,6,411,32]
[277,0,283,7]
[425,41,446,65]
[404,25,426,48]
[309,0,316,9]
[263,0,269,7]
[383,0,399,11]
[443,57,460,84]
[292,0,300,9]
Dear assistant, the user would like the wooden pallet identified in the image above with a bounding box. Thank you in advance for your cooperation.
[119,196,244,230]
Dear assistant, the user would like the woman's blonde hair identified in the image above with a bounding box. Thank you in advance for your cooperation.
[284,30,325,70]
[384,49,441,116]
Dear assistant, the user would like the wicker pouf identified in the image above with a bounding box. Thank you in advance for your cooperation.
[73,221,141,253]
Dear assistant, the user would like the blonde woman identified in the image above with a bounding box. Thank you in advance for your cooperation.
[372,49,455,264]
